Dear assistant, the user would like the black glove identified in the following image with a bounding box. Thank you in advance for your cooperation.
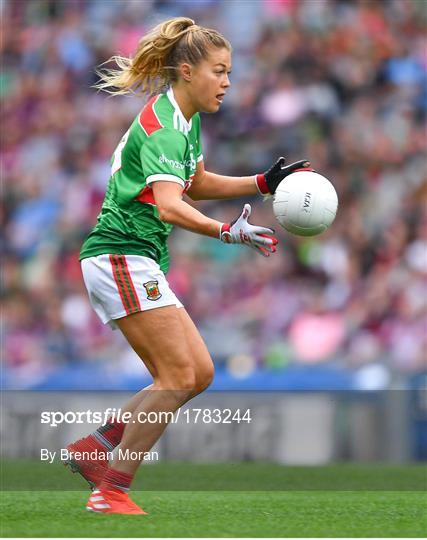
[256,157,312,195]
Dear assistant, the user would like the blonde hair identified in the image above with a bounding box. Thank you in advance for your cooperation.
[94,17,231,96]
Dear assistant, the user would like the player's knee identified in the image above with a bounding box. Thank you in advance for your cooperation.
[194,362,214,394]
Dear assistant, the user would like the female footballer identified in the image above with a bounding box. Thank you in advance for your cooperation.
[66,17,310,514]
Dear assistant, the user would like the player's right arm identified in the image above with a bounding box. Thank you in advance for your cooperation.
[152,181,221,239]
[152,181,277,257]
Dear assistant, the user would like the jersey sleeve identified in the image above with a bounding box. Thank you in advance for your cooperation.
[141,128,189,187]
[194,114,204,163]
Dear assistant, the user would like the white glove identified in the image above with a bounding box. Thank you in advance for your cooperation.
[219,204,278,257]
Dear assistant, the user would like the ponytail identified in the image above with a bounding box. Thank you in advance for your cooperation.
[94,17,231,96]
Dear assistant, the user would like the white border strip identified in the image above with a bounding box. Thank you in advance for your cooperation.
[146,174,185,187]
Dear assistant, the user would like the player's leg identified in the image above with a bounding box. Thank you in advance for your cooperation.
[104,304,213,476]
[67,254,213,513]
[88,305,213,513]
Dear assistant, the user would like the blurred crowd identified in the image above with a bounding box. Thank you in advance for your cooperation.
[2,0,426,388]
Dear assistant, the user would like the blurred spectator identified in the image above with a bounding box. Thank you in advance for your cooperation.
[2,0,426,388]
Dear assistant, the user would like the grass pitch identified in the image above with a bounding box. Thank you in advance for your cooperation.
[1,462,426,537]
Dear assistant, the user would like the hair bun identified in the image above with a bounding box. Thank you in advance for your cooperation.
[180,19,197,32]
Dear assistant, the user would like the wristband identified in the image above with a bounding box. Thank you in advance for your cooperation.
[255,173,269,195]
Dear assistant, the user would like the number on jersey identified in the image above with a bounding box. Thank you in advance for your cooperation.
[111,129,130,175]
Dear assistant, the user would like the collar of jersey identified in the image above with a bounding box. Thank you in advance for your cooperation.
[166,87,192,135]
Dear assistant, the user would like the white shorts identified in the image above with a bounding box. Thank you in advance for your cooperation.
[81,254,183,329]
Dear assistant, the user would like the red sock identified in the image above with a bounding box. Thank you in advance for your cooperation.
[93,417,125,451]
[99,467,133,492]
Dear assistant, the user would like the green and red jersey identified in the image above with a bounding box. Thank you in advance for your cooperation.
[80,88,203,273]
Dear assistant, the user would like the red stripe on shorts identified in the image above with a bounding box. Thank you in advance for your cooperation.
[109,255,134,315]
[118,255,142,311]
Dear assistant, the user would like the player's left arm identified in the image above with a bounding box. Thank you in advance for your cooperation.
[187,157,312,201]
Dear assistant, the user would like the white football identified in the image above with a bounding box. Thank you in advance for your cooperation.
[273,170,338,237]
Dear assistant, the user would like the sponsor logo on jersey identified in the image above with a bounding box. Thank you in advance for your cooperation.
[159,154,185,170]
[158,154,196,171]
[143,280,162,301]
